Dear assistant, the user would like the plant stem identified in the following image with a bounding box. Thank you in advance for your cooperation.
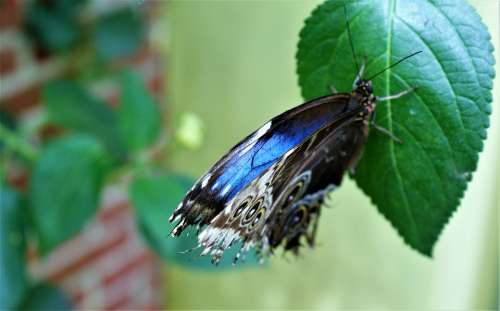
[0,123,37,162]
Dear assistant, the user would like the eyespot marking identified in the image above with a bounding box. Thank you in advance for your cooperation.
[289,205,308,229]
[231,197,252,221]
[248,206,266,231]
[242,198,263,225]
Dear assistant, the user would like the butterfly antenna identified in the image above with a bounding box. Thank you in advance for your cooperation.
[366,51,422,81]
[344,5,360,75]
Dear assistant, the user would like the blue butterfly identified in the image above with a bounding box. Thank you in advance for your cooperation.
[169,8,421,265]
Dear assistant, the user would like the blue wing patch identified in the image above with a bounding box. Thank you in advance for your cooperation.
[205,96,351,201]
[210,115,330,199]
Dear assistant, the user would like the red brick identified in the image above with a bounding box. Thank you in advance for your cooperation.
[39,124,65,142]
[148,74,164,95]
[49,233,128,282]
[0,0,23,29]
[3,84,42,115]
[0,49,17,75]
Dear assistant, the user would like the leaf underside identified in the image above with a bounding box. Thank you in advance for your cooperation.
[30,135,109,254]
[130,173,259,268]
[296,0,494,255]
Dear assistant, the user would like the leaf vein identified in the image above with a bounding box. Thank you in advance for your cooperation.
[390,71,457,171]
[427,1,489,111]
[387,0,422,246]
[395,16,469,137]
[303,7,367,87]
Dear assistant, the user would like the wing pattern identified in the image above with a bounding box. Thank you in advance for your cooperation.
[170,93,369,263]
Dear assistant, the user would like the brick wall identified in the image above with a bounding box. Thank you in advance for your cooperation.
[1,0,166,309]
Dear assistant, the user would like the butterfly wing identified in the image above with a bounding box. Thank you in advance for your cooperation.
[265,116,369,254]
[170,93,368,263]
[170,93,354,232]
[198,109,369,263]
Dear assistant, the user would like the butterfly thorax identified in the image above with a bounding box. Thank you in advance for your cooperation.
[352,79,376,122]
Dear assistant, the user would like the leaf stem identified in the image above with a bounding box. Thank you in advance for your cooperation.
[0,124,37,162]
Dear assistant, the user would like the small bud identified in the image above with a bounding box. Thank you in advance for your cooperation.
[174,112,204,150]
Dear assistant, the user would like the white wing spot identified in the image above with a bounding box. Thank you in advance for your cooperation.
[254,121,272,140]
[201,173,211,188]
[238,121,272,156]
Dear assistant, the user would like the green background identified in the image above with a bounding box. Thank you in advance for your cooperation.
[162,1,498,309]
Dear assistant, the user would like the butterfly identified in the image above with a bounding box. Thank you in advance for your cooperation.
[169,6,421,265]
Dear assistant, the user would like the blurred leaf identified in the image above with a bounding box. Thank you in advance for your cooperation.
[43,80,127,163]
[24,0,85,52]
[53,0,87,17]
[0,108,17,153]
[30,135,110,254]
[0,184,27,310]
[130,173,259,269]
[0,121,37,162]
[93,8,144,61]
[296,0,494,255]
[0,108,16,132]
[117,70,161,152]
[174,112,204,150]
[16,283,72,311]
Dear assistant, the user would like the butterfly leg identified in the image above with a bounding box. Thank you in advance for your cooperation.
[377,86,416,102]
[372,86,415,143]
[372,123,403,144]
[369,110,403,143]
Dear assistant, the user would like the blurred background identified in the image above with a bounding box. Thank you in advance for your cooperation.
[0,0,498,310]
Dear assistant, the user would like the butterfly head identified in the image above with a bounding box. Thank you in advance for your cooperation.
[354,79,374,98]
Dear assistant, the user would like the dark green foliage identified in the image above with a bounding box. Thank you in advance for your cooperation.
[24,0,86,52]
[0,108,17,152]
[16,283,73,311]
[296,0,494,255]
[117,70,161,152]
[43,80,128,163]
[0,185,27,310]
[93,9,145,61]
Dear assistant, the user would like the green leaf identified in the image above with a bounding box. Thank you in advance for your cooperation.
[130,173,259,269]
[117,70,161,151]
[24,0,84,53]
[43,80,127,163]
[0,108,17,153]
[296,0,494,255]
[16,283,73,311]
[0,184,27,310]
[93,9,144,61]
[30,135,110,254]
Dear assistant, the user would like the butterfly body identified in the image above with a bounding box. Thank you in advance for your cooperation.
[170,80,381,264]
